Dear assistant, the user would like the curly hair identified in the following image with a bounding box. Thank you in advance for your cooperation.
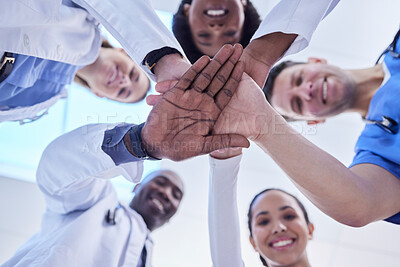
[172,0,261,63]
[247,188,311,267]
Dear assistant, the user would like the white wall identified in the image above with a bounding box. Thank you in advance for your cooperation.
[2,0,400,266]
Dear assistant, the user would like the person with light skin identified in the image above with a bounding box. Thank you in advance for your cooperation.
[208,149,314,267]
[3,44,250,267]
[172,0,261,63]
[0,40,150,124]
[151,33,400,227]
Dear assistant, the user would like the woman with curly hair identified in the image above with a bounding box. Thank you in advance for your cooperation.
[173,0,261,63]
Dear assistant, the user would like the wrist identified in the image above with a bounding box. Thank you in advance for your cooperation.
[123,123,161,160]
[143,47,183,75]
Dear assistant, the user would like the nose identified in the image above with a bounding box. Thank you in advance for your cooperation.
[297,81,314,101]
[271,220,287,234]
[209,23,224,30]
[118,74,131,88]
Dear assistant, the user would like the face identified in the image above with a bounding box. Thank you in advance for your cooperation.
[271,60,356,120]
[86,47,150,103]
[130,175,184,231]
[249,190,313,266]
[184,0,246,57]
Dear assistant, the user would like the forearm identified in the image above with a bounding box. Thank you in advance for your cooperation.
[208,155,244,267]
[73,0,184,80]
[254,109,380,226]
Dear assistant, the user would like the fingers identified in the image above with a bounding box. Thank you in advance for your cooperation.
[202,134,250,154]
[174,56,210,91]
[205,44,243,98]
[214,60,244,110]
[146,94,162,106]
[189,44,234,93]
[155,80,178,93]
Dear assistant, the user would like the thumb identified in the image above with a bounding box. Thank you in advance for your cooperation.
[146,94,163,106]
[155,80,178,93]
[202,134,250,154]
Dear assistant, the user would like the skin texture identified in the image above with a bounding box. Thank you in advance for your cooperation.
[249,190,313,267]
[184,0,246,57]
[270,58,356,120]
[130,174,184,231]
[77,47,150,103]
[141,44,250,161]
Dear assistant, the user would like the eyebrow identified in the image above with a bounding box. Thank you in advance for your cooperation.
[290,72,295,87]
[255,211,269,218]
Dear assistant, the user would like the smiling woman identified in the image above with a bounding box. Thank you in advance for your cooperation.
[173,0,260,63]
[75,39,151,104]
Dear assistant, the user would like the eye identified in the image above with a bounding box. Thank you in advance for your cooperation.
[284,214,297,221]
[155,178,166,186]
[224,31,236,37]
[295,75,303,86]
[295,97,303,114]
[257,218,270,226]
[173,189,183,200]
[198,32,211,38]
[118,88,126,97]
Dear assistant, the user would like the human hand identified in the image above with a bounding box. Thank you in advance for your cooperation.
[241,32,297,87]
[153,53,191,82]
[142,44,250,161]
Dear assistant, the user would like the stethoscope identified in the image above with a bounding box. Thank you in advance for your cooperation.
[105,204,121,225]
[364,28,400,135]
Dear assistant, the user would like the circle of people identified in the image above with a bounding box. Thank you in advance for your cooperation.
[2,0,399,267]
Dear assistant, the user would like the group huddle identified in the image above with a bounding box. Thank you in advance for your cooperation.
[1,0,399,267]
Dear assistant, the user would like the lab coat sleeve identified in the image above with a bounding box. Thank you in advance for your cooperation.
[208,155,245,267]
[72,0,185,81]
[36,123,144,214]
[252,0,340,57]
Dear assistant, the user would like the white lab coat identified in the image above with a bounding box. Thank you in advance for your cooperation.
[1,123,156,267]
[253,0,341,57]
[208,154,244,267]
[0,0,184,80]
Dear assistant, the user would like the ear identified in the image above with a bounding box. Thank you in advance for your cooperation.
[307,57,327,64]
[307,119,326,125]
[249,236,258,252]
[132,183,141,193]
[183,3,191,17]
[307,222,315,240]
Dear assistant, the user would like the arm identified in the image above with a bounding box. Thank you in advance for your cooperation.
[72,0,190,81]
[242,0,340,87]
[208,154,244,267]
[213,74,400,227]
[37,123,144,214]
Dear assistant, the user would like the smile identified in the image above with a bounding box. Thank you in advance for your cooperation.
[270,238,295,249]
[150,197,166,214]
[108,66,119,85]
[204,9,228,18]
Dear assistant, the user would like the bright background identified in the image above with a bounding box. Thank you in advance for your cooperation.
[1,1,400,266]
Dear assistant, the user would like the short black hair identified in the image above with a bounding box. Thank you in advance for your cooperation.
[263,60,304,104]
[172,0,261,63]
[247,188,311,267]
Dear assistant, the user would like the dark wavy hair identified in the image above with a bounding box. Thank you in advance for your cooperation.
[173,0,261,63]
[247,188,311,267]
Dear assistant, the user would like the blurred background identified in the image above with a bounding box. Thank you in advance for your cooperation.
[1,0,400,266]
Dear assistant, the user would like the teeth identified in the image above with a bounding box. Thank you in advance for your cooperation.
[207,9,225,16]
[323,78,327,103]
[272,239,293,248]
[109,69,117,84]
[152,198,165,213]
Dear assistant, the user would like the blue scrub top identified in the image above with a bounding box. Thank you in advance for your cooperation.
[0,54,80,109]
[350,32,400,224]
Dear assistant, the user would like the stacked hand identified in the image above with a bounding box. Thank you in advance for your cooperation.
[142,44,250,161]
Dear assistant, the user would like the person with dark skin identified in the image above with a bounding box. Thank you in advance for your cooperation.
[173,0,261,63]
[3,43,249,267]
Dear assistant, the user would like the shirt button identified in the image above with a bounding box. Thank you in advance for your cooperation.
[23,34,30,47]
